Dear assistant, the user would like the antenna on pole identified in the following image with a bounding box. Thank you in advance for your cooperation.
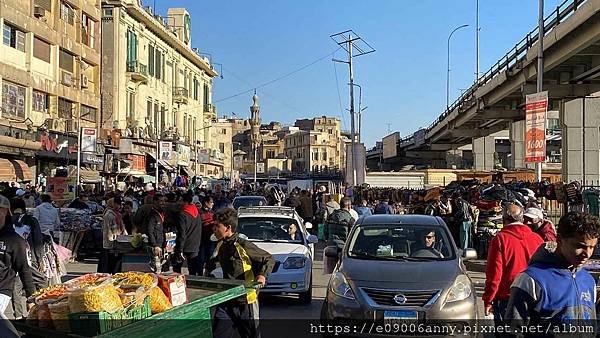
[330,29,375,187]
[386,123,392,134]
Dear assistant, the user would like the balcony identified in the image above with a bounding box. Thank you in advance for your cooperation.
[126,61,148,83]
[204,103,217,119]
[173,87,189,105]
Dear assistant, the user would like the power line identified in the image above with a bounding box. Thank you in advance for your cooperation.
[214,47,341,103]
[332,58,347,131]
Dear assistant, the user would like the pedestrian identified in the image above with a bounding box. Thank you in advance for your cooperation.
[482,203,544,329]
[145,194,167,273]
[0,195,35,319]
[354,199,373,217]
[172,192,202,275]
[99,197,127,274]
[453,192,473,250]
[505,211,600,329]
[424,198,442,217]
[374,198,394,214]
[324,198,356,254]
[298,190,314,223]
[122,200,135,234]
[32,194,61,237]
[208,208,275,338]
[523,207,557,242]
[68,193,90,210]
[197,196,216,275]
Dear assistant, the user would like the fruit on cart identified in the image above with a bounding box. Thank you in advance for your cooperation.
[149,286,172,314]
[31,284,68,301]
[65,273,112,288]
[114,272,157,289]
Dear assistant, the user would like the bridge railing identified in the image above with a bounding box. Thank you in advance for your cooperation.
[418,0,587,139]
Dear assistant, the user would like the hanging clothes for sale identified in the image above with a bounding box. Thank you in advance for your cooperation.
[582,189,600,217]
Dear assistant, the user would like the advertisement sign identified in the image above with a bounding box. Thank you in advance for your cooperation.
[81,153,104,165]
[198,149,210,163]
[81,128,97,153]
[160,142,173,161]
[256,163,265,174]
[382,132,400,159]
[177,144,191,166]
[45,177,76,201]
[525,91,547,163]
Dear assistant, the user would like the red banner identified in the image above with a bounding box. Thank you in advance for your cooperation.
[525,91,547,163]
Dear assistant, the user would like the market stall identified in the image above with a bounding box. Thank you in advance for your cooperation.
[14,273,249,338]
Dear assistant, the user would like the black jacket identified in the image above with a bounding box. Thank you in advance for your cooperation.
[208,233,275,282]
[175,204,202,255]
[146,208,165,248]
[0,226,35,298]
[13,213,44,270]
[68,198,89,210]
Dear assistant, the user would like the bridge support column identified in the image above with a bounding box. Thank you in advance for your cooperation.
[509,120,526,169]
[472,136,495,171]
[445,147,463,169]
[561,96,600,183]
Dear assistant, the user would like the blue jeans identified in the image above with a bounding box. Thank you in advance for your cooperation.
[459,221,471,250]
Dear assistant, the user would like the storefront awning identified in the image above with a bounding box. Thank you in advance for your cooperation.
[180,166,192,177]
[158,159,174,171]
[80,168,102,183]
[0,159,34,183]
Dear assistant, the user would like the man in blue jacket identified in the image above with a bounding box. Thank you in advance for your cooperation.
[505,211,600,331]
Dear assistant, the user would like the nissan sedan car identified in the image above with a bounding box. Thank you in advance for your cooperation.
[221,206,318,303]
[321,215,477,334]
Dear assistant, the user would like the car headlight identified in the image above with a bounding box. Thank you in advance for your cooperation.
[445,275,472,303]
[283,256,306,269]
[329,272,355,300]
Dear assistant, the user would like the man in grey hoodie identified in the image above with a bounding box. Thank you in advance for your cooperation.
[32,194,61,237]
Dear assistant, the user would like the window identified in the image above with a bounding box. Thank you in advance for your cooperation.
[126,91,135,121]
[160,103,166,132]
[221,128,227,135]
[59,49,74,71]
[32,91,49,112]
[193,78,199,100]
[155,49,162,80]
[3,23,25,52]
[58,98,73,119]
[81,13,96,48]
[183,114,188,136]
[2,81,26,117]
[323,151,327,161]
[81,105,97,122]
[328,129,333,134]
[172,109,177,129]
[153,101,159,131]
[146,98,152,124]
[219,143,225,153]
[313,150,318,161]
[203,84,209,106]
[35,0,52,12]
[33,37,50,62]
[103,8,113,17]
[193,118,197,142]
[188,116,192,139]
[148,44,154,76]
[126,29,138,66]
[60,2,75,25]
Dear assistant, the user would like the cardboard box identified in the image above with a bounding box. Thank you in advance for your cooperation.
[157,272,188,306]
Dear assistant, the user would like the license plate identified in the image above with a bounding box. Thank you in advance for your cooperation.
[384,310,418,320]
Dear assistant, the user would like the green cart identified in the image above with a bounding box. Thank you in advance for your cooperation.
[14,277,249,338]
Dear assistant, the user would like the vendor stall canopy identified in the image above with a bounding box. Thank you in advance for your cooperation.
[0,159,33,182]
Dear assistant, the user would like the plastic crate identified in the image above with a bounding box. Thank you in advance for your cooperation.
[68,297,150,336]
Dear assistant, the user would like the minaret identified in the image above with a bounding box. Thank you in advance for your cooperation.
[249,91,261,160]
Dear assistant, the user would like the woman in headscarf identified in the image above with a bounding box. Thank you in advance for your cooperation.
[98,196,127,273]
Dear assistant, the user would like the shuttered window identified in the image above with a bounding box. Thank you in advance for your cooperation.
[59,49,73,71]
[33,37,50,62]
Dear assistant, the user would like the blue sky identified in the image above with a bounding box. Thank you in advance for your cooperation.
[146,0,563,148]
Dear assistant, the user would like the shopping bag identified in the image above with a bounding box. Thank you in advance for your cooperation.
[53,243,72,264]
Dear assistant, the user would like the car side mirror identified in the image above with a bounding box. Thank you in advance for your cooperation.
[305,222,313,229]
[307,235,318,244]
[462,248,477,261]
[324,246,340,258]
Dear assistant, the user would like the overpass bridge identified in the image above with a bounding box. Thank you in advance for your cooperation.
[391,0,600,181]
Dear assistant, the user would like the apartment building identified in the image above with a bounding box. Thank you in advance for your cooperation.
[101,0,218,180]
[0,0,102,183]
[284,116,345,174]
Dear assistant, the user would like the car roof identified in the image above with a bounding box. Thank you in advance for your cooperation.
[357,214,444,227]
[237,206,298,218]
[233,196,267,200]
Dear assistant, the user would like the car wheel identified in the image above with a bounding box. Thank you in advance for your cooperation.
[299,273,313,304]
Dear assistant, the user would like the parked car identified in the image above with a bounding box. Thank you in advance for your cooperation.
[213,206,318,303]
[232,196,268,209]
[321,214,478,332]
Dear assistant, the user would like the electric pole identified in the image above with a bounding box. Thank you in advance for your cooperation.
[535,0,544,182]
[331,30,375,187]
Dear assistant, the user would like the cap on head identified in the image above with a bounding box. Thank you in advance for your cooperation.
[523,207,544,221]
[15,189,26,197]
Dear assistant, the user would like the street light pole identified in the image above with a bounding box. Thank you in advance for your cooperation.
[447,24,469,110]
[535,0,544,182]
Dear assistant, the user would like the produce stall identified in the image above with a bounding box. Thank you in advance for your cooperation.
[14,273,249,338]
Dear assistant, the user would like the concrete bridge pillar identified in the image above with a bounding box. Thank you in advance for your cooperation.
[509,120,526,169]
[561,96,600,183]
[472,136,495,171]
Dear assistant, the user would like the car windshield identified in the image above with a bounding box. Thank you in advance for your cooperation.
[347,224,455,261]
[237,217,304,243]
[233,197,267,209]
